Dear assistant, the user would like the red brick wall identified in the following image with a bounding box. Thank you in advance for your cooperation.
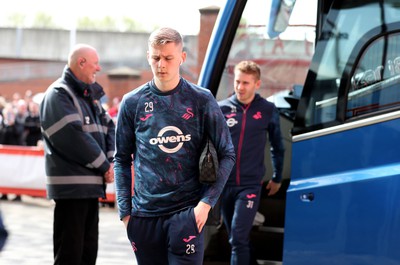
[198,6,220,73]
[0,78,53,101]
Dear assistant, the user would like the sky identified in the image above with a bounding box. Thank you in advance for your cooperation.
[0,0,225,35]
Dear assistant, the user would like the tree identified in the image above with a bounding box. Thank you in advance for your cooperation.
[3,12,151,32]
[32,13,58,28]
[6,13,27,28]
[121,17,148,32]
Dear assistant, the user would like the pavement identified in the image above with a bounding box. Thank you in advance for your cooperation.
[0,195,137,265]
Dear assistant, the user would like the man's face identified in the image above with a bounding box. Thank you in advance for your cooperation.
[81,52,101,84]
[147,42,185,89]
[234,70,261,104]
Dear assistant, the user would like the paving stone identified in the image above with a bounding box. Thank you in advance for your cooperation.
[0,196,136,265]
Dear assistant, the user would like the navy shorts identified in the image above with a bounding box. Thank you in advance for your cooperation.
[126,207,204,265]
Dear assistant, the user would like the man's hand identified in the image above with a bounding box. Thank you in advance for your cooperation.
[266,180,281,196]
[194,201,211,232]
[122,215,130,228]
[104,163,114,183]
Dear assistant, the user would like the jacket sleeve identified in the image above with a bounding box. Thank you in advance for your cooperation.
[113,95,135,219]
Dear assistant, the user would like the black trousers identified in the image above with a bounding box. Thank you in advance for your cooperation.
[53,198,99,265]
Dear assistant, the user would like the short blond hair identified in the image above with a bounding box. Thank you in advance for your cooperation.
[148,27,183,49]
[234,60,261,81]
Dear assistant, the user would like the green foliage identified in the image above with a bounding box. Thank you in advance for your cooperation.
[32,13,58,28]
[5,13,27,27]
[77,16,117,31]
[121,17,148,32]
[3,12,150,32]
[75,16,151,32]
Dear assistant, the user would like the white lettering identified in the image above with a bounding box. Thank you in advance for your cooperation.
[149,126,191,153]
[246,200,254,209]
[186,244,196,254]
[352,55,400,90]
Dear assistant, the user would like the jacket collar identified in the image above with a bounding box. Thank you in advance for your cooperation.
[231,93,261,107]
[61,66,105,100]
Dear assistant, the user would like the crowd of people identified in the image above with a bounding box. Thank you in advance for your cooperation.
[0,91,42,147]
[0,91,43,201]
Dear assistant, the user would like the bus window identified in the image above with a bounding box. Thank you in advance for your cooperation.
[347,32,400,118]
[294,1,400,134]
[215,0,316,102]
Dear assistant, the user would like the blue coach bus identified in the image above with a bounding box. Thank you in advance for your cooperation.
[199,0,400,264]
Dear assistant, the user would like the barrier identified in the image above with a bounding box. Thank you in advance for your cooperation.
[0,145,115,202]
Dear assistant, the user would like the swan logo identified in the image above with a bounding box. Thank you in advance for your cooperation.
[149,126,191,153]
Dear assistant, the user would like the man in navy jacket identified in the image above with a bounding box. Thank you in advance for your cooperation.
[218,60,285,265]
[40,44,115,265]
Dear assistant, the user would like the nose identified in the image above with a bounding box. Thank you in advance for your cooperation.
[157,59,166,68]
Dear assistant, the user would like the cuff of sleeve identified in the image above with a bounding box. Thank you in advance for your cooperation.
[272,174,282,183]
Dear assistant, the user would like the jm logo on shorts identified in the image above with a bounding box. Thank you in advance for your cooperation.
[149,126,191,153]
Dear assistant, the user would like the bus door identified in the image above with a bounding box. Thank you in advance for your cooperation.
[284,1,400,264]
[199,0,316,263]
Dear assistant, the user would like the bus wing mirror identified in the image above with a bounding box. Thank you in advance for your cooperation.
[267,0,296,38]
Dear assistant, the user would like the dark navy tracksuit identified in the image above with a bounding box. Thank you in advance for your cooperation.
[114,78,236,265]
[219,94,284,265]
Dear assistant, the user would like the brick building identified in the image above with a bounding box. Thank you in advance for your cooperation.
[0,5,220,108]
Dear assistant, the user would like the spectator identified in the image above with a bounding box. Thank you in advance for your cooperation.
[24,101,42,146]
[11,92,21,109]
[0,96,6,144]
[2,99,27,146]
[1,100,25,200]
[107,96,119,117]
[23,90,33,113]
[107,96,120,123]
[14,99,28,146]
[2,103,16,145]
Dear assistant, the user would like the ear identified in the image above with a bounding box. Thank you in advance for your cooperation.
[79,58,86,67]
[180,52,187,65]
[255,79,261,90]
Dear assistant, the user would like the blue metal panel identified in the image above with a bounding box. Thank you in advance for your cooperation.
[283,118,400,264]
